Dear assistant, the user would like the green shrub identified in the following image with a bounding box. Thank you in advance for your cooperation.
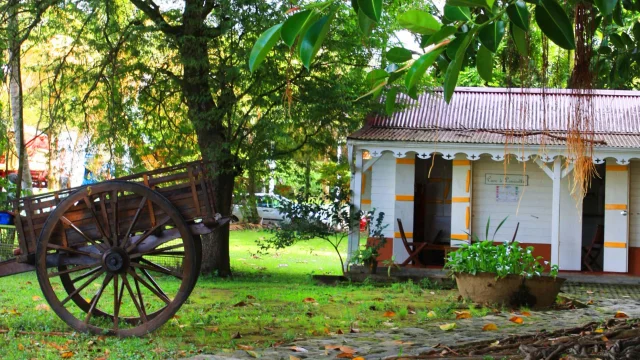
[444,240,559,278]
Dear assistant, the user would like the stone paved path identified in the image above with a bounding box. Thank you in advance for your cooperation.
[187,293,640,360]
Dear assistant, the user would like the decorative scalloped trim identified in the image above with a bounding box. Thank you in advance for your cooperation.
[359,147,637,165]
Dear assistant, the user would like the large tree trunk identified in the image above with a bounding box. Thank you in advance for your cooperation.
[7,0,33,195]
[179,9,234,277]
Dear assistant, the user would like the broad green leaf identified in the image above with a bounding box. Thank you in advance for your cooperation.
[386,88,399,115]
[507,0,530,31]
[281,10,315,48]
[444,5,472,21]
[622,32,634,47]
[444,31,473,102]
[420,34,431,47]
[477,45,493,82]
[249,23,283,73]
[447,0,494,8]
[407,86,419,100]
[609,33,625,48]
[366,69,389,86]
[387,47,413,63]
[594,0,618,16]
[398,10,442,35]
[614,1,624,26]
[299,14,334,69]
[479,21,505,53]
[535,0,575,50]
[510,25,529,57]
[358,8,375,35]
[617,53,631,79]
[446,34,465,59]
[405,48,446,90]
[423,25,457,47]
[358,0,383,22]
[633,21,640,41]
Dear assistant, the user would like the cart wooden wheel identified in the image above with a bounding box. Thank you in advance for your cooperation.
[36,181,201,337]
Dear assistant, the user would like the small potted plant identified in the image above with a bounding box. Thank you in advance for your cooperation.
[349,211,387,274]
[445,217,564,309]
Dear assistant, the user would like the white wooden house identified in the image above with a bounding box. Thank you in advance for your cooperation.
[347,87,640,274]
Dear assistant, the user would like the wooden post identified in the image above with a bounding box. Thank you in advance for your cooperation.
[347,149,363,270]
[550,157,561,267]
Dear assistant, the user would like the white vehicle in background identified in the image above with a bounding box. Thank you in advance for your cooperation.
[231,193,288,224]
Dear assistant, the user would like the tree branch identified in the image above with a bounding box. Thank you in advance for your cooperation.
[129,0,181,36]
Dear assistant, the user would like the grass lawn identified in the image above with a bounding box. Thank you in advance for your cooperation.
[0,230,463,359]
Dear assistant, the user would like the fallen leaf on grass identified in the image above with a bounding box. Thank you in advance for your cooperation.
[353,358,366,360]
[439,323,456,331]
[587,300,594,305]
[246,350,260,358]
[426,311,437,318]
[324,345,356,354]
[521,311,532,317]
[9,309,21,316]
[336,352,354,359]
[231,332,242,339]
[233,301,248,307]
[615,311,629,318]
[237,345,253,350]
[18,344,24,351]
[290,356,301,360]
[289,346,308,353]
[509,316,524,324]
[350,327,360,333]
[594,328,605,334]
[383,311,396,318]
[336,329,344,334]
[205,326,219,333]
[36,304,50,311]
[303,297,316,303]
[455,311,471,319]
[61,351,74,358]
[482,323,498,331]
[32,296,41,301]
[246,295,256,300]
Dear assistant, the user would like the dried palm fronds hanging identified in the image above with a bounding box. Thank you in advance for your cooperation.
[567,1,598,203]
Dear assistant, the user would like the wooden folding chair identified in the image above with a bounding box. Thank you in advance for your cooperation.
[582,224,604,272]
[397,218,428,266]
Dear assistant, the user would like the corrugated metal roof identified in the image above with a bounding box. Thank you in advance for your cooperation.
[363,87,640,133]
[348,127,640,148]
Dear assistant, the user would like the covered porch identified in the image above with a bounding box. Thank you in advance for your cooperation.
[346,88,640,275]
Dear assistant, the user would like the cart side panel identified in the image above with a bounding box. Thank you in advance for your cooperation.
[15,162,216,255]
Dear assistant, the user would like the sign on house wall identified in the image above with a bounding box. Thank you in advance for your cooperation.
[485,173,528,186]
[495,185,520,203]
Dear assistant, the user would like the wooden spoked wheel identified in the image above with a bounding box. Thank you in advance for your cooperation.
[36,181,200,337]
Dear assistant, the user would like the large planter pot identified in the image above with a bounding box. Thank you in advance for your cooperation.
[455,272,523,306]
[524,276,566,309]
[455,273,566,309]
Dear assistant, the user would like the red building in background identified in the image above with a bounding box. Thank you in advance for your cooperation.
[0,133,49,189]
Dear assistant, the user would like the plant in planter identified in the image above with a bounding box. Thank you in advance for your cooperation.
[348,211,387,274]
[445,217,563,308]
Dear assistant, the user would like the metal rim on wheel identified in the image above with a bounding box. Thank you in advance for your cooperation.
[35,181,200,337]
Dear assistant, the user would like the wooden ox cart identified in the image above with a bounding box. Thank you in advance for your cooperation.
[0,161,226,336]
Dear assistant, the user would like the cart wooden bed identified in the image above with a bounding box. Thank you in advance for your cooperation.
[0,161,226,337]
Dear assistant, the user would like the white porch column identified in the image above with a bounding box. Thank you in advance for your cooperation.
[393,154,415,263]
[603,160,630,272]
[347,149,363,268]
[550,157,561,267]
[450,156,472,247]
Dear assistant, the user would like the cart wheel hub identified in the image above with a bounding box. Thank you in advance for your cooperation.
[102,248,129,274]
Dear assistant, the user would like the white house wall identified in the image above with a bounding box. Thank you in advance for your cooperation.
[370,153,397,239]
[471,156,553,245]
